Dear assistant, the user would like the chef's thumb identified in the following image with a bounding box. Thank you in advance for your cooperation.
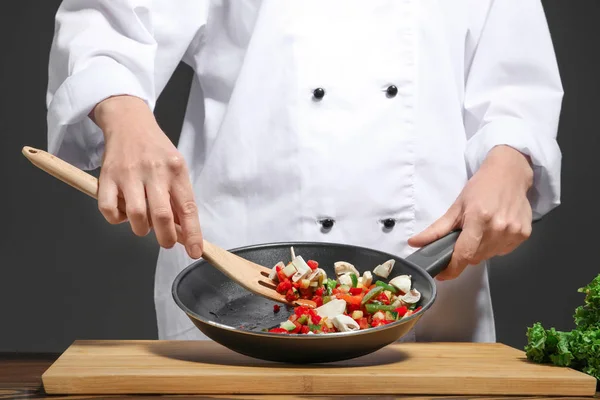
[408,204,461,248]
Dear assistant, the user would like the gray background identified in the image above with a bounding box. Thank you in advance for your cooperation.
[1,1,598,353]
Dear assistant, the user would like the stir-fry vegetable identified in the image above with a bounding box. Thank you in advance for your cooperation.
[266,248,423,334]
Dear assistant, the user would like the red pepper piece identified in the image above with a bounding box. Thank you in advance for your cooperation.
[285,289,300,302]
[312,296,323,307]
[308,309,321,324]
[357,317,369,330]
[268,327,288,333]
[349,287,363,295]
[307,260,319,270]
[314,287,325,297]
[395,306,408,317]
[292,281,301,289]
[273,304,281,313]
[300,325,310,334]
[414,306,422,313]
[276,269,287,282]
[375,292,390,305]
[276,279,292,294]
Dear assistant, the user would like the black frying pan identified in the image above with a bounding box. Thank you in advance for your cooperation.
[172,231,459,363]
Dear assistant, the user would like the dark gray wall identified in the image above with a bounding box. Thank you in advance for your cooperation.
[1,1,597,353]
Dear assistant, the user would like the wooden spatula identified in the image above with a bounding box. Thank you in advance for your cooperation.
[22,146,316,308]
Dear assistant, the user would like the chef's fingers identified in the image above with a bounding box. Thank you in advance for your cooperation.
[408,203,461,247]
[170,165,203,259]
[145,181,178,249]
[120,180,151,237]
[97,176,127,224]
[437,214,484,281]
[496,214,532,256]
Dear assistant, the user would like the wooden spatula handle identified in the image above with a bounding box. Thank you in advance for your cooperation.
[22,146,181,245]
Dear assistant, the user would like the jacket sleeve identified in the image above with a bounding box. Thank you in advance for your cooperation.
[46,0,207,170]
[462,0,563,220]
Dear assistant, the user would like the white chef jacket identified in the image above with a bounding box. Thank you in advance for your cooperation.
[46,0,563,343]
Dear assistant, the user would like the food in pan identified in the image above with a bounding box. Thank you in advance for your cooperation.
[266,247,423,334]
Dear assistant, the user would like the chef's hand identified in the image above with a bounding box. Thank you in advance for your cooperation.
[408,145,534,281]
[91,95,204,259]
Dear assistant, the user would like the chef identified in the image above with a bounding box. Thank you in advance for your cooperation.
[46,0,563,343]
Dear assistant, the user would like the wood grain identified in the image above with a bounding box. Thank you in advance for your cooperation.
[41,341,597,397]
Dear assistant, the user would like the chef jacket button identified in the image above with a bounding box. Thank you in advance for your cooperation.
[320,218,334,229]
[386,85,398,98]
[313,87,325,100]
[382,218,396,229]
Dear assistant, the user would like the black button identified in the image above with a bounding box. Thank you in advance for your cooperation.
[386,85,398,98]
[313,87,325,100]
[320,218,334,229]
[383,218,396,228]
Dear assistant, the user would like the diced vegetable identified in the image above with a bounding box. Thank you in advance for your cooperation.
[280,320,297,331]
[269,261,285,281]
[292,256,311,274]
[373,259,395,278]
[307,259,319,270]
[334,261,360,277]
[282,263,297,278]
[361,286,384,305]
[389,275,412,294]
[266,248,423,335]
[350,273,358,288]
[372,311,386,320]
[315,299,347,318]
[375,280,397,293]
[352,310,364,320]
[365,303,398,313]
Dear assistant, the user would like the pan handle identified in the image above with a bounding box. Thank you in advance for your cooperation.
[405,231,460,278]
[406,219,542,278]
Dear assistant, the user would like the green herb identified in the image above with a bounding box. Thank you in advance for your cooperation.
[525,273,600,381]
[325,279,337,296]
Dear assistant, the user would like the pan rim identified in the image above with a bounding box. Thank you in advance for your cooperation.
[171,240,438,340]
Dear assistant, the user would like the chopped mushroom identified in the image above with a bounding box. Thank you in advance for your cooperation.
[292,267,311,283]
[334,261,360,277]
[362,271,373,287]
[389,275,412,294]
[401,288,421,304]
[292,256,311,274]
[290,246,296,261]
[337,273,353,286]
[307,269,322,282]
[373,259,395,279]
[315,299,347,318]
[268,261,285,281]
[332,315,360,332]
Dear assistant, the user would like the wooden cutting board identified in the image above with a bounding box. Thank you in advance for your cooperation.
[41,340,597,396]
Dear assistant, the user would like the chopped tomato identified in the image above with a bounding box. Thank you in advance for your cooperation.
[269,327,288,333]
[314,287,325,297]
[371,319,385,328]
[307,260,319,270]
[349,287,363,295]
[292,281,301,289]
[300,325,310,334]
[273,304,281,313]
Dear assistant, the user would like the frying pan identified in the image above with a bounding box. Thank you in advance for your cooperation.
[173,232,460,363]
